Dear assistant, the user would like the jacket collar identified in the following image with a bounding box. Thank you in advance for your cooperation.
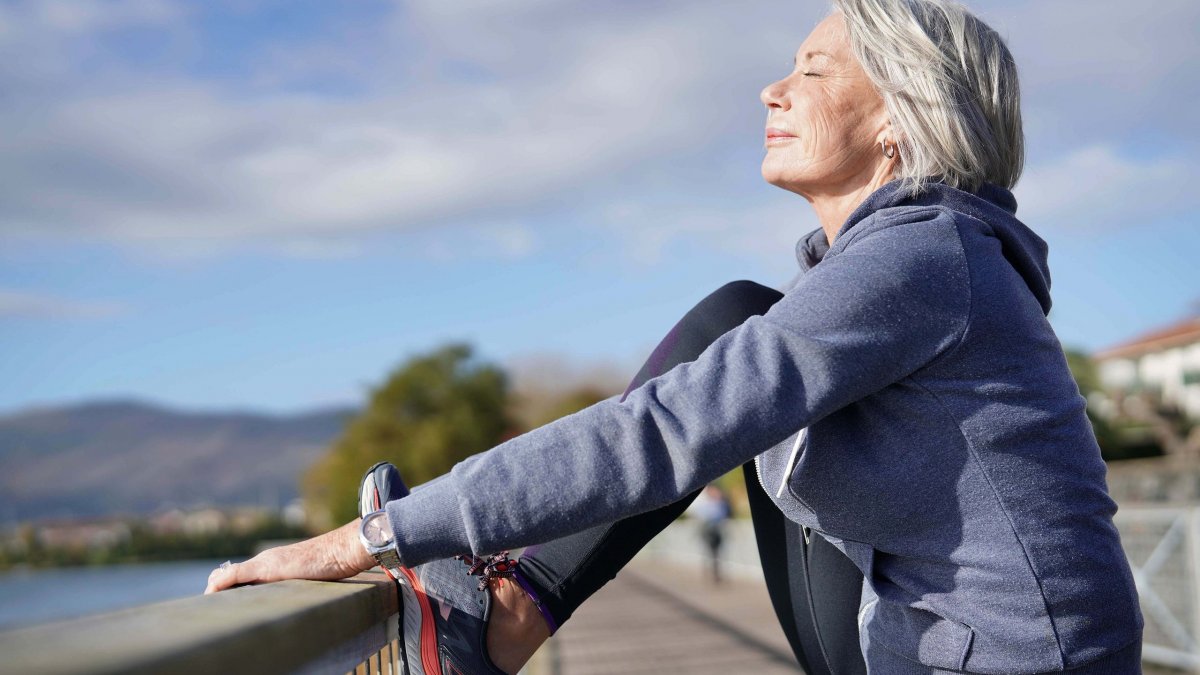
[793,178,1017,271]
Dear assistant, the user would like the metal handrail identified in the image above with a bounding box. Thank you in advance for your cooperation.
[0,570,400,675]
[1114,505,1200,672]
[3,508,1194,673]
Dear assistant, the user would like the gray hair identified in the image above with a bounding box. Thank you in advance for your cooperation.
[830,0,1023,197]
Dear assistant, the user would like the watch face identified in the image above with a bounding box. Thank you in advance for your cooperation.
[363,511,393,547]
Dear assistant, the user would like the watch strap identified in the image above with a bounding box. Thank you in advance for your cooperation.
[373,547,403,574]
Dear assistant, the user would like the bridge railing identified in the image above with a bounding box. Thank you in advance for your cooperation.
[640,508,1200,673]
[0,569,401,675]
[1115,505,1200,672]
[3,509,1195,673]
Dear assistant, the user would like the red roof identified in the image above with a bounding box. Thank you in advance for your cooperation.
[1094,317,1200,360]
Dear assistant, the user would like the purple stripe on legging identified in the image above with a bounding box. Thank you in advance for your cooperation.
[512,565,561,635]
[621,321,684,403]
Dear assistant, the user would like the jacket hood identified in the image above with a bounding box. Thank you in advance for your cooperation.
[794,179,1053,315]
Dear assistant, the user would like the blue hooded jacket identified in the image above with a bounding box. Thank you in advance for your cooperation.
[386,178,1144,672]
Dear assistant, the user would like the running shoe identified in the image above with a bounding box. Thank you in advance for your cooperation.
[359,460,411,580]
[359,461,510,675]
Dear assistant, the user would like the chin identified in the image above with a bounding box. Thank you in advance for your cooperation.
[761,162,788,188]
[761,166,801,194]
[762,156,809,190]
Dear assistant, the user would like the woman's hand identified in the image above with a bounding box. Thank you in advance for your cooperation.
[204,518,377,594]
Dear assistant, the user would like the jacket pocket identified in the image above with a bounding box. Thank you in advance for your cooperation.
[869,600,975,672]
[823,536,976,671]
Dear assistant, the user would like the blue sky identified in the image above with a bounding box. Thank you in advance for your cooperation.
[1,0,1198,414]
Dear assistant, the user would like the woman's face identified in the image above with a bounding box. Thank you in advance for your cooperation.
[760,13,891,198]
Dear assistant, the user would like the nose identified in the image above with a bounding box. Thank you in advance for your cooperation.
[760,77,789,110]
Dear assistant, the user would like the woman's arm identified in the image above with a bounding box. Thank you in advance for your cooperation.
[387,207,972,567]
[206,208,968,593]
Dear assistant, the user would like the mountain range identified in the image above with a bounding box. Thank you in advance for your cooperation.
[0,400,354,523]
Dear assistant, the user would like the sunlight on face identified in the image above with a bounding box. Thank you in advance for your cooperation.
[759,13,890,199]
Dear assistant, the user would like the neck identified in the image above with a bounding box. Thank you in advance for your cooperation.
[805,167,896,245]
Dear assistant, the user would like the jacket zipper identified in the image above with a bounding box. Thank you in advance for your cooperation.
[777,428,807,498]
[753,428,807,499]
[755,432,810,547]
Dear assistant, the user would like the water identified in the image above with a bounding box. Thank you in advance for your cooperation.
[0,559,236,632]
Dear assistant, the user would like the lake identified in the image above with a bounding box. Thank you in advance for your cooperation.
[0,559,235,632]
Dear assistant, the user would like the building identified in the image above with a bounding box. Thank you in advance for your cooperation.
[1094,316,1200,422]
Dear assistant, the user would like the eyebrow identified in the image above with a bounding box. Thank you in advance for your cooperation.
[793,50,835,65]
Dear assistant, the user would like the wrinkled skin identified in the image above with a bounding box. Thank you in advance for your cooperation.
[760,12,898,245]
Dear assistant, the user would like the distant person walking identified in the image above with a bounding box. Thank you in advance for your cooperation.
[688,484,732,584]
[208,0,1145,672]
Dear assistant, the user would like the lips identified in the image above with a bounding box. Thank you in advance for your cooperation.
[765,127,797,145]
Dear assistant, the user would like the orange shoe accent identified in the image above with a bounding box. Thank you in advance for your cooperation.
[399,566,443,675]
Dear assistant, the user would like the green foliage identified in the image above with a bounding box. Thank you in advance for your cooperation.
[526,387,611,429]
[1064,347,1126,460]
[1,516,309,570]
[303,343,517,527]
[1064,348,1101,395]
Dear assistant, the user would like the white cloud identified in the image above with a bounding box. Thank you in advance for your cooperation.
[0,1,818,258]
[34,0,182,34]
[602,195,818,276]
[415,221,540,262]
[273,239,365,260]
[0,289,127,319]
[1015,145,1196,231]
[0,0,1194,265]
[971,0,1200,148]
[0,0,191,84]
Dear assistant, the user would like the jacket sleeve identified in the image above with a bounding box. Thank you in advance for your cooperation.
[386,208,971,566]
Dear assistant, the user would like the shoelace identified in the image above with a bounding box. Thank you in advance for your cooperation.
[454,551,520,592]
[456,550,562,635]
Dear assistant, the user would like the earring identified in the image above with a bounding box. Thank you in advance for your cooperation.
[880,140,896,159]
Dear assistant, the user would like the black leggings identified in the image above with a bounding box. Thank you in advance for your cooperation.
[516,280,868,675]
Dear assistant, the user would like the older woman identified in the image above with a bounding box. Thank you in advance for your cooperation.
[206,0,1145,672]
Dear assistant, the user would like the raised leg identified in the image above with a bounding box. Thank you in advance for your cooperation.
[515,280,787,625]
[498,279,867,674]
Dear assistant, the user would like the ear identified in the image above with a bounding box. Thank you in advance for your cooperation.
[874,117,894,147]
[876,118,902,161]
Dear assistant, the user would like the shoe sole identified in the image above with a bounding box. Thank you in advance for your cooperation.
[360,462,441,675]
[360,462,424,673]
[396,567,443,675]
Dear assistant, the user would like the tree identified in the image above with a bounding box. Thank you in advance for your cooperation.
[303,343,517,528]
[1064,347,1123,460]
[523,386,613,430]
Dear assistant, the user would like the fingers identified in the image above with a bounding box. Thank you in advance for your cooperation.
[200,527,366,595]
[204,559,255,594]
[204,563,231,594]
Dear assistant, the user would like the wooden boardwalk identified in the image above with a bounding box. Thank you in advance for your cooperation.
[524,559,802,675]
[523,557,1182,675]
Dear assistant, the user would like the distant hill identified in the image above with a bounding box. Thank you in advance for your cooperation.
[0,399,355,522]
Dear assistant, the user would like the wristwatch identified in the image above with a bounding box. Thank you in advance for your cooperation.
[359,509,403,576]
